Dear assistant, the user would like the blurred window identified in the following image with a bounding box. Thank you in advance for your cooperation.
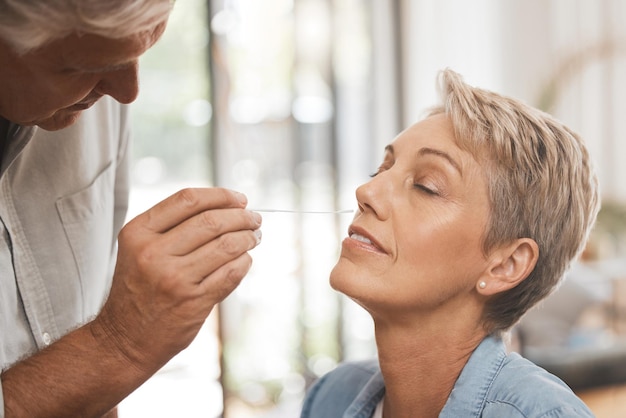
[120,1,626,417]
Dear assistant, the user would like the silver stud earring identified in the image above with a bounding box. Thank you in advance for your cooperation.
[479,281,487,289]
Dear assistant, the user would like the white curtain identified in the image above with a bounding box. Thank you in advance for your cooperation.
[400,0,626,201]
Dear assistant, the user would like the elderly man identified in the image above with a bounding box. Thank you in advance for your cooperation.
[0,1,261,417]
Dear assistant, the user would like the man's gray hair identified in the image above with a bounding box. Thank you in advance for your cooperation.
[0,0,173,54]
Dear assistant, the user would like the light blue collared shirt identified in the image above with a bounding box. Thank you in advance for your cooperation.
[301,336,595,417]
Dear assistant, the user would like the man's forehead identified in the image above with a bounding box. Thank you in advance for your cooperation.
[31,23,167,71]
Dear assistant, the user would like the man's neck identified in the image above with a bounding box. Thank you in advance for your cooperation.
[0,116,11,163]
[0,116,9,135]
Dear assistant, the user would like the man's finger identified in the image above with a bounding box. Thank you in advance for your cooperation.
[175,228,261,281]
[138,188,248,233]
[197,252,255,304]
[162,208,262,256]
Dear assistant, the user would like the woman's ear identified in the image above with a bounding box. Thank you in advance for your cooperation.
[476,238,539,295]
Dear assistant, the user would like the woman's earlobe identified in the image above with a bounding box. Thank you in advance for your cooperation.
[478,238,539,295]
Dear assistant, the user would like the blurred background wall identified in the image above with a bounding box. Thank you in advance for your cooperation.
[118,0,626,417]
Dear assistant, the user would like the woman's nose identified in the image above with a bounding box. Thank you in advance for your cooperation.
[95,62,140,104]
[355,172,391,220]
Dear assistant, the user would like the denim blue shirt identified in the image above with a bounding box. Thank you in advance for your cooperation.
[301,336,595,417]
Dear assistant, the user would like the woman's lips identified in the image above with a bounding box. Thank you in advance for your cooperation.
[345,225,387,254]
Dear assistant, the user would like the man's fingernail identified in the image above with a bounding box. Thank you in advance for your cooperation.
[234,191,247,205]
[254,229,262,245]
[252,211,262,225]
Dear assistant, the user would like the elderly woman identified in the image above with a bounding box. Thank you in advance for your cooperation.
[301,69,599,418]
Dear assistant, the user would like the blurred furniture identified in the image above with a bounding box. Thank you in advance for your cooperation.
[516,261,626,391]
[577,383,626,418]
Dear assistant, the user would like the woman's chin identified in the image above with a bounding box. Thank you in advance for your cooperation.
[328,265,342,291]
[329,261,360,295]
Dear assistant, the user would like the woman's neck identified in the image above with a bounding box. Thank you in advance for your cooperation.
[374,316,486,418]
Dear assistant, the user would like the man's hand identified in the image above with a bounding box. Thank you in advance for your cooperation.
[2,188,262,418]
[94,187,262,371]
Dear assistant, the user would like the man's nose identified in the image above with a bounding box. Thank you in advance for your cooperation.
[95,63,140,104]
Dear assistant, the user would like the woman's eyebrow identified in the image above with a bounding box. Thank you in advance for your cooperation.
[417,147,463,177]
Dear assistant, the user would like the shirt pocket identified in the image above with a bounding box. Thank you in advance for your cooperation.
[55,162,116,316]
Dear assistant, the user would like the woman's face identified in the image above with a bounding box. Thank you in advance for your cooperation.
[331,114,492,317]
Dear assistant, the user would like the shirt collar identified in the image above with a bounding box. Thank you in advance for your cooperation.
[345,368,386,417]
[1,123,37,175]
[345,336,506,418]
[440,335,507,418]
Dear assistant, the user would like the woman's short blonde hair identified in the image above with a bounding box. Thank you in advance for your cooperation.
[0,0,173,54]
[428,69,600,335]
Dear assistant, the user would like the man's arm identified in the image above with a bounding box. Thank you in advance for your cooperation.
[2,188,262,417]
[2,319,155,417]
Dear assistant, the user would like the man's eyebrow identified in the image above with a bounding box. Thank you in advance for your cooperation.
[384,144,395,155]
[417,147,463,177]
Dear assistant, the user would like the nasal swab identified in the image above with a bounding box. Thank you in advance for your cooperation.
[250,209,354,214]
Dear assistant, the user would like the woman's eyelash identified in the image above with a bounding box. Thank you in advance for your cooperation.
[414,183,438,195]
[370,165,440,196]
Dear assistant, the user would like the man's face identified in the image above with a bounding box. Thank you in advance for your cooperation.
[0,22,166,130]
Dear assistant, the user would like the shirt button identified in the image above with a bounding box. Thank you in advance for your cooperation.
[42,332,52,346]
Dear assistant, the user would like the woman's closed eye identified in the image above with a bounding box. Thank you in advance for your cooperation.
[370,166,441,196]
[414,182,439,195]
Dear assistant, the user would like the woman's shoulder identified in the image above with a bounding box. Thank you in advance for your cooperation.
[301,360,383,418]
[484,351,595,417]
[495,351,582,394]
[442,337,595,418]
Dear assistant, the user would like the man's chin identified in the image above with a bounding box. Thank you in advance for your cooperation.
[36,110,84,131]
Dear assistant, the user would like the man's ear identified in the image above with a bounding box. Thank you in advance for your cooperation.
[476,238,539,295]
